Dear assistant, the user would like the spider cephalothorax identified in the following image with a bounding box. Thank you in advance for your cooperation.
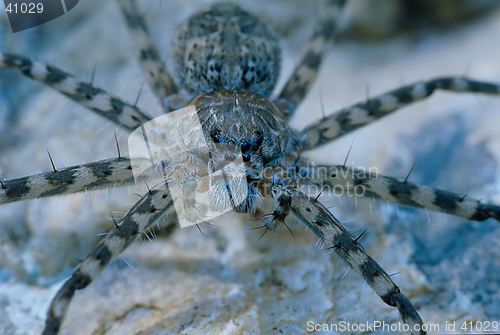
[194,91,294,169]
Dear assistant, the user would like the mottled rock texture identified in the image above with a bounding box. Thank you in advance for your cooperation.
[1,0,499,334]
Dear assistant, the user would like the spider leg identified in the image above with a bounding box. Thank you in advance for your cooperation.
[0,53,151,131]
[262,183,293,231]
[309,164,500,222]
[0,157,137,205]
[118,0,179,111]
[299,77,500,150]
[42,185,173,335]
[290,189,425,334]
[275,0,346,117]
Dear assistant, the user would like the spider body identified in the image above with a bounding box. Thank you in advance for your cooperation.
[147,3,296,218]
[1,1,500,334]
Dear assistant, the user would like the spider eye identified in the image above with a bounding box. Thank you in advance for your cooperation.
[241,141,251,153]
[213,134,222,143]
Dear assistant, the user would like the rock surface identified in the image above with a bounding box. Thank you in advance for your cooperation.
[1,0,500,334]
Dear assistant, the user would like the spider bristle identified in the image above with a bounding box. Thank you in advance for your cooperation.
[134,81,145,107]
[46,149,57,172]
[121,257,135,270]
[143,181,153,195]
[144,230,154,243]
[314,186,327,201]
[110,212,120,230]
[403,161,417,183]
[282,221,295,240]
[194,223,205,237]
[114,130,121,158]
[89,63,97,86]
[353,228,368,243]
[341,267,350,280]
[254,226,269,244]
[342,140,355,167]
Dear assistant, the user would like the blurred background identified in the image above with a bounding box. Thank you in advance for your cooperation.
[1,0,500,333]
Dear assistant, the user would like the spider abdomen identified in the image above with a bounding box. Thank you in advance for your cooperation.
[172,2,281,97]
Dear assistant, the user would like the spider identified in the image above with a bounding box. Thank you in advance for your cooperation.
[0,0,500,334]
